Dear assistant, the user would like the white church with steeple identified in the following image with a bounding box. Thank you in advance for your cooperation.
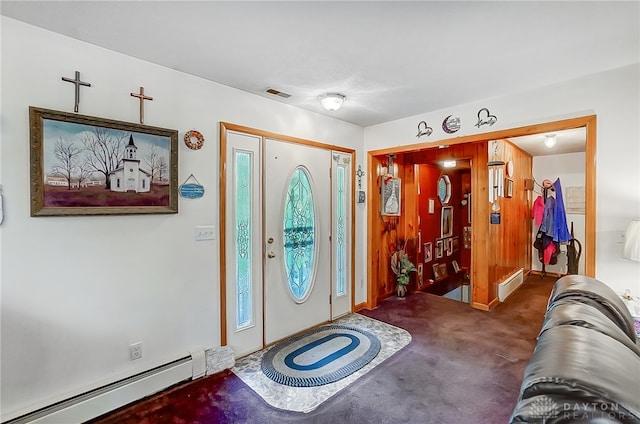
[109,134,151,192]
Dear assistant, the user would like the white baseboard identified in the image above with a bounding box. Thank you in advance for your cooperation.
[5,357,192,424]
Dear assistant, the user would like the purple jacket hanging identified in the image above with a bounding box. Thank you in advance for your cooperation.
[552,178,571,242]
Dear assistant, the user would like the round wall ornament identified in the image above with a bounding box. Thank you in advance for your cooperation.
[442,115,461,134]
[184,130,205,150]
[506,160,514,177]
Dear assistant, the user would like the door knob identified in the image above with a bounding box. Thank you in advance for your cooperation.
[267,251,276,258]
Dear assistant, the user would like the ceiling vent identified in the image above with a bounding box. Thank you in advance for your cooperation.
[265,88,291,98]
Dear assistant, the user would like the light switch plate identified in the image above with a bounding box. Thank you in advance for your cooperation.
[195,225,215,241]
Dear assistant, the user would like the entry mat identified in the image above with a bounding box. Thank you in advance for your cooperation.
[231,313,411,413]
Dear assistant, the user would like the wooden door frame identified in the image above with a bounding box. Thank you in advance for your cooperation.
[219,122,356,347]
[365,115,596,310]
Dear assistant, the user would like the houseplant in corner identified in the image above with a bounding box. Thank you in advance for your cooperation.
[390,239,417,298]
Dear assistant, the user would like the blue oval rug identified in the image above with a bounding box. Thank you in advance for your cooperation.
[261,324,381,387]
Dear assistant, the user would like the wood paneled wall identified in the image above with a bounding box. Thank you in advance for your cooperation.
[368,140,533,310]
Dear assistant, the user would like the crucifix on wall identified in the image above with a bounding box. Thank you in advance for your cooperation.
[130,86,153,124]
[61,71,91,113]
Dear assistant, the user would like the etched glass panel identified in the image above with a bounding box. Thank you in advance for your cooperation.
[283,167,316,301]
[235,151,252,329]
[336,166,346,296]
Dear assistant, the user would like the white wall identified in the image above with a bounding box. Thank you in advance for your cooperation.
[365,63,640,298]
[532,152,586,276]
[0,18,365,419]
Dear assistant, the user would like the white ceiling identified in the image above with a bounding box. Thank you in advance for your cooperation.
[508,127,587,157]
[2,1,638,145]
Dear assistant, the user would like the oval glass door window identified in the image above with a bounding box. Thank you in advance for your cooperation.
[283,167,317,302]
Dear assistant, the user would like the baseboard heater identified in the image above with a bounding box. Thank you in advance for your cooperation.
[498,268,524,302]
[5,356,193,424]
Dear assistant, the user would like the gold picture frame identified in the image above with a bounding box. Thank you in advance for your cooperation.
[30,107,178,216]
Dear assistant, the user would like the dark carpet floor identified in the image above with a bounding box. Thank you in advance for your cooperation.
[89,275,556,424]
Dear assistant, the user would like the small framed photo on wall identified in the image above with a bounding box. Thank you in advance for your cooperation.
[441,206,453,238]
[435,239,444,259]
[433,263,443,280]
[505,178,514,198]
[424,242,432,263]
[452,260,461,273]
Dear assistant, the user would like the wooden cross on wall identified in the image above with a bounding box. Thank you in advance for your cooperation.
[61,71,91,113]
[130,86,153,124]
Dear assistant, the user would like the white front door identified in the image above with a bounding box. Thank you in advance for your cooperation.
[263,138,332,345]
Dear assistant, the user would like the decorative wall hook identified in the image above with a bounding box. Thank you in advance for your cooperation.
[416,121,433,138]
[475,107,498,128]
[356,165,365,190]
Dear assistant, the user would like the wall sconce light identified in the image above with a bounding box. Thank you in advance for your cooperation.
[319,93,346,111]
[544,134,557,148]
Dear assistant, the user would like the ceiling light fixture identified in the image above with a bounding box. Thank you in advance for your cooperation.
[319,93,346,111]
[544,134,557,148]
[443,160,457,168]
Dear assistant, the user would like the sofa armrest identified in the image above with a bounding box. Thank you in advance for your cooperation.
[549,275,637,342]
[512,326,640,422]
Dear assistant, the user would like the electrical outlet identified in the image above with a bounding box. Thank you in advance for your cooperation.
[130,342,142,360]
[617,232,626,245]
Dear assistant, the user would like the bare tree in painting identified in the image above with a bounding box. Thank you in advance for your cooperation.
[75,161,95,190]
[143,144,161,185]
[81,127,127,189]
[157,156,169,183]
[51,137,81,190]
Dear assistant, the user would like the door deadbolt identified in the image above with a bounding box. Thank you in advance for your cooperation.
[267,237,274,244]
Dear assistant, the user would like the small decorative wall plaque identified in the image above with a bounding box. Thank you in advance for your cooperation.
[380,176,401,216]
[475,107,497,128]
[442,115,461,134]
[179,174,205,199]
[416,121,433,138]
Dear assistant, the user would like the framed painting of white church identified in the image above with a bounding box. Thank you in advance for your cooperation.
[29,107,178,216]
